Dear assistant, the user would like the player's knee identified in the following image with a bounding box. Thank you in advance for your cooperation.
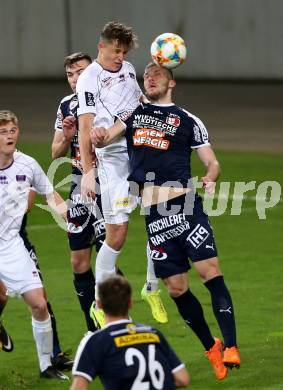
[106,231,126,250]
[199,265,222,282]
[167,284,187,298]
[71,251,91,273]
[30,298,48,319]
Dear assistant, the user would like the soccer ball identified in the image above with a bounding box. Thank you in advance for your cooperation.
[150,33,187,69]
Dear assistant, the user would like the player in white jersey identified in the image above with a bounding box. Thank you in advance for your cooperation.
[0,110,68,380]
[76,21,167,326]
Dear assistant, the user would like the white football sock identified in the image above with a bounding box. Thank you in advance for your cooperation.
[146,242,158,292]
[32,315,52,372]
[95,241,120,300]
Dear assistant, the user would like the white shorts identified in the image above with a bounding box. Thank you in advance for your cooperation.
[97,151,138,225]
[0,235,43,297]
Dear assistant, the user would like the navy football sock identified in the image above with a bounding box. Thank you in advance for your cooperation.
[204,275,237,347]
[172,289,215,350]
[73,269,97,332]
[47,301,61,356]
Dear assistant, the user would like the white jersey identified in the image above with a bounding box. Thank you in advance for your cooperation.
[0,151,53,241]
[76,60,141,156]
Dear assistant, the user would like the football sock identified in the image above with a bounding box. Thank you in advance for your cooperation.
[95,241,119,300]
[32,315,53,372]
[145,242,158,292]
[46,302,61,357]
[172,289,215,351]
[204,275,237,347]
[73,269,97,332]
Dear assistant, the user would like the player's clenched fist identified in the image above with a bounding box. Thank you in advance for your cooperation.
[91,127,109,147]
[62,116,77,141]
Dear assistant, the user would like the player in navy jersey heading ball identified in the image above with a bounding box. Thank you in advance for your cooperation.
[92,63,241,381]
[71,276,189,390]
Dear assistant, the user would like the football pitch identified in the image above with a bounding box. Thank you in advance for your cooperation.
[0,141,282,390]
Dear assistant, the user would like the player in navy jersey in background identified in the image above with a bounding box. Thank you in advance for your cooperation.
[70,276,189,390]
[51,52,108,332]
[92,63,240,381]
[77,22,167,328]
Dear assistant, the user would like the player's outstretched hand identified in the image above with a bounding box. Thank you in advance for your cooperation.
[81,170,96,199]
[201,176,216,195]
[63,116,77,141]
[91,127,108,147]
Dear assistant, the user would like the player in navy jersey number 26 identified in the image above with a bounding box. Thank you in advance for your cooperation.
[92,63,241,381]
[70,276,189,390]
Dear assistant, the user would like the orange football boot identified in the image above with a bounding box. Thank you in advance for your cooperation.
[205,338,228,380]
[223,346,241,369]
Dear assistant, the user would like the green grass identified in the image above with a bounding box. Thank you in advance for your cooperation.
[0,141,282,389]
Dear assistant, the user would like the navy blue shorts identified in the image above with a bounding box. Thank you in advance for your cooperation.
[145,193,218,279]
[67,181,105,252]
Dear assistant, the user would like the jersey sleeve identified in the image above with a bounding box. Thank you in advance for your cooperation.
[157,330,185,373]
[76,69,98,116]
[72,334,102,382]
[190,117,211,149]
[54,101,63,131]
[31,160,54,195]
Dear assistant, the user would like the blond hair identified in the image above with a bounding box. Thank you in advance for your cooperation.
[0,110,18,126]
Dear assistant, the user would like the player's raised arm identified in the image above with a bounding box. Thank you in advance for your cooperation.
[51,116,76,159]
[91,120,125,148]
[196,145,220,194]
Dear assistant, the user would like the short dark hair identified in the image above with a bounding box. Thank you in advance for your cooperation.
[64,52,92,69]
[98,276,131,317]
[100,21,138,50]
[144,62,174,80]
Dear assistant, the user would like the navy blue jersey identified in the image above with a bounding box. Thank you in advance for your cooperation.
[73,320,184,390]
[124,103,210,187]
[55,93,81,175]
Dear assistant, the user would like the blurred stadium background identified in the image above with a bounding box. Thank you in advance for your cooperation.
[0,0,282,152]
[0,1,282,389]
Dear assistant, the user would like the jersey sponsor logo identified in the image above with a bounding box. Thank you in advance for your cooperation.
[0,175,8,184]
[93,218,105,238]
[115,197,131,208]
[67,222,83,233]
[149,221,190,246]
[116,109,134,121]
[148,213,186,234]
[193,124,202,143]
[16,175,26,182]
[193,124,209,144]
[68,205,89,218]
[114,332,160,347]
[133,128,170,150]
[133,114,178,136]
[85,92,95,106]
[129,72,135,79]
[149,247,168,261]
[186,223,209,248]
[101,76,112,87]
[166,114,180,127]
[119,74,125,82]
[69,98,78,111]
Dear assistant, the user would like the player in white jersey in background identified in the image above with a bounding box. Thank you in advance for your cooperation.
[76,21,167,326]
[0,110,68,380]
